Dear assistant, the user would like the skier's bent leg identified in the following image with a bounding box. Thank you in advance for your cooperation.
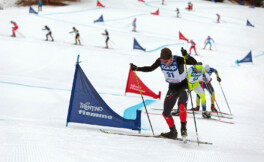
[194,86,206,111]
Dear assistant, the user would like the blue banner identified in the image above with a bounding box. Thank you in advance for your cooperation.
[29,6,38,15]
[67,62,141,130]
[236,51,253,66]
[94,15,104,23]
[246,20,254,27]
[133,38,146,51]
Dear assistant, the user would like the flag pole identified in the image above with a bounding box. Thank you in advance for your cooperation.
[66,54,80,127]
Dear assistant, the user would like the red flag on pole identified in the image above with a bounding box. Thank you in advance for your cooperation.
[125,69,161,99]
[179,31,189,42]
[151,9,159,15]
[97,0,105,8]
[138,0,145,2]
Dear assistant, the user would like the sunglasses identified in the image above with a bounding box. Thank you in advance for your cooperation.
[195,65,203,71]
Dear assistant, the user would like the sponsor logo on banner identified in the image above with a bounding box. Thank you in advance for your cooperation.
[78,102,112,119]
[129,84,146,93]
[243,58,250,62]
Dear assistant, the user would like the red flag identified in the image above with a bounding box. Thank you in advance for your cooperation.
[125,69,161,99]
[138,0,145,2]
[151,9,159,15]
[97,0,105,8]
[179,31,189,42]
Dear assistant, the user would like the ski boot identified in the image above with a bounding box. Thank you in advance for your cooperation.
[202,111,211,119]
[181,122,187,137]
[171,109,179,116]
[190,106,200,111]
[211,104,218,112]
[160,126,178,139]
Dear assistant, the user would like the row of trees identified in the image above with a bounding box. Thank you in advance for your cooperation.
[17,0,80,6]
[206,0,263,7]
[16,0,263,7]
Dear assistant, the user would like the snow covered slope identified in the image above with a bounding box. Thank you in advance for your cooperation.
[0,0,264,161]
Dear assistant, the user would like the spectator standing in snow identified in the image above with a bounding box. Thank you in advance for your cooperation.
[38,0,42,12]
[10,21,18,37]
[42,25,54,41]
[186,2,193,10]
[130,48,197,139]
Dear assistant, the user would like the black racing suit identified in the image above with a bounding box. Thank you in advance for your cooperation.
[136,55,197,117]
[105,30,109,47]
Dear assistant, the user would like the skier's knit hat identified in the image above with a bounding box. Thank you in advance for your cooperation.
[160,48,172,60]
[205,65,210,72]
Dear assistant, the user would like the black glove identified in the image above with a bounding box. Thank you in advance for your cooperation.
[217,77,221,82]
[181,47,188,57]
[130,63,138,71]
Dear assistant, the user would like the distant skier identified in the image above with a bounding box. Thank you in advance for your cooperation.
[38,0,42,12]
[10,21,18,37]
[42,25,54,41]
[130,47,197,139]
[216,13,220,23]
[162,0,165,5]
[203,36,214,50]
[189,40,197,55]
[188,62,211,118]
[132,18,137,32]
[69,27,81,45]
[175,8,180,18]
[102,29,109,48]
[186,2,193,10]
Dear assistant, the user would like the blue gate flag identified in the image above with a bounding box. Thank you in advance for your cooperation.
[133,38,146,51]
[239,0,244,5]
[249,4,255,8]
[236,51,253,66]
[94,15,104,23]
[246,20,254,27]
[66,57,141,130]
[29,6,38,15]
